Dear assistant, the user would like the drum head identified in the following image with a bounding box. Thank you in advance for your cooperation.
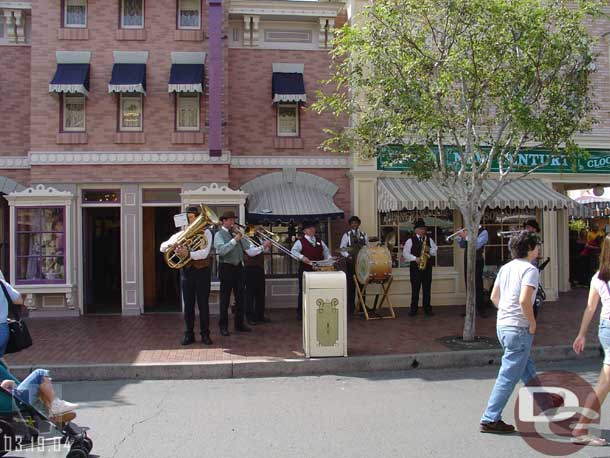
[356,247,371,284]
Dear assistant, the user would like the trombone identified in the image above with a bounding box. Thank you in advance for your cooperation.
[445,228,465,242]
[233,223,302,261]
[497,230,521,238]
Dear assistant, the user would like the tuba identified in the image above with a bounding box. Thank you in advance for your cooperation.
[418,235,430,270]
[164,204,219,269]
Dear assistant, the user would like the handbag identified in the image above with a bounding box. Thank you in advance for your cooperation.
[0,281,32,354]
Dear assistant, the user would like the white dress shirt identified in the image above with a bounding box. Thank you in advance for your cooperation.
[160,228,213,260]
[291,235,331,261]
[402,235,438,262]
[339,230,369,258]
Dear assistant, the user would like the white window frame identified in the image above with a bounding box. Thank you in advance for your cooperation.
[178,0,201,30]
[63,94,86,132]
[176,93,200,132]
[277,103,299,137]
[121,0,145,29]
[64,0,87,28]
[119,94,143,132]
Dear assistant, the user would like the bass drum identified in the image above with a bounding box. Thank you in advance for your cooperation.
[356,246,392,284]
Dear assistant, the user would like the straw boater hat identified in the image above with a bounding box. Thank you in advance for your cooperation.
[219,210,237,221]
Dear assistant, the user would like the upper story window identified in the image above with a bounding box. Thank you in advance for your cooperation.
[121,0,144,29]
[64,0,87,28]
[176,93,200,131]
[119,94,143,131]
[277,104,299,137]
[0,14,5,40]
[178,0,200,30]
[63,95,86,132]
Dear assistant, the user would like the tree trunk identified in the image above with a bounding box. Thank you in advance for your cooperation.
[462,210,482,342]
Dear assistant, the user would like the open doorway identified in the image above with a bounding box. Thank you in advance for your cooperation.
[83,207,122,314]
[143,206,181,312]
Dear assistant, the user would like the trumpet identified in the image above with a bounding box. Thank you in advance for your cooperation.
[233,223,301,261]
[497,230,521,238]
[445,228,466,242]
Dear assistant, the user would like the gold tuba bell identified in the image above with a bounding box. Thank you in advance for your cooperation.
[163,204,219,269]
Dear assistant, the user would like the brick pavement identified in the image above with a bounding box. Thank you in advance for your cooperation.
[4,289,593,366]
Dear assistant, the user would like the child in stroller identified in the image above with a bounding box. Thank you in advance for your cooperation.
[0,364,93,457]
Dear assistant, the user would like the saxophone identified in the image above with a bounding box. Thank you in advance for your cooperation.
[418,235,429,270]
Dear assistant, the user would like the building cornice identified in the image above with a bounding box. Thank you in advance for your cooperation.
[0,156,29,168]
[229,0,343,18]
[230,155,350,168]
[0,2,31,9]
[28,151,231,166]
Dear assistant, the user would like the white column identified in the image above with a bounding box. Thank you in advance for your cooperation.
[121,185,141,315]
[542,209,559,301]
[3,10,15,43]
[13,9,25,44]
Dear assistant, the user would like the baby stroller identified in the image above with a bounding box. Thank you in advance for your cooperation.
[0,364,92,458]
[533,257,550,318]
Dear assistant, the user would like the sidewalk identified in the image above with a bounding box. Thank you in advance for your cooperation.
[4,289,598,379]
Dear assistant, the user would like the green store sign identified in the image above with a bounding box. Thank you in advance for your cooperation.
[377,146,610,174]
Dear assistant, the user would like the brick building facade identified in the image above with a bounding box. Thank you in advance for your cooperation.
[0,0,349,315]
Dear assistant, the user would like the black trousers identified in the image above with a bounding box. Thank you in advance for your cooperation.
[464,255,486,313]
[346,261,356,315]
[245,266,266,321]
[409,264,432,311]
[219,263,245,330]
[181,266,211,335]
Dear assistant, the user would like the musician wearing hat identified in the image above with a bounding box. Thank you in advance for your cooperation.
[402,218,437,317]
[160,205,214,346]
[340,216,369,315]
[213,210,271,336]
[244,226,271,325]
[291,221,331,320]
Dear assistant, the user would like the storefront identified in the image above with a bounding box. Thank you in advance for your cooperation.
[351,149,610,307]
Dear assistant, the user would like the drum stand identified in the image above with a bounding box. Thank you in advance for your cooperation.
[354,274,396,320]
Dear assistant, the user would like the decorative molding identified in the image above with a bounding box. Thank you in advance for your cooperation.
[230,155,350,168]
[6,183,72,198]
[230,7,342,18]
[28,151,231,165]
[0,156,29,168]
[182,182,246,197]
[0,2,31,9]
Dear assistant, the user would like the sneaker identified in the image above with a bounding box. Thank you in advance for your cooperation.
[49,399,79,416]
[480,420,515,434]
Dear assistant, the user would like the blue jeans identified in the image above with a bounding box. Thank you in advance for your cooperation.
[599,320,610,365]
[13,369,50,406]
[0,322,9,358]
[481,326,536,423]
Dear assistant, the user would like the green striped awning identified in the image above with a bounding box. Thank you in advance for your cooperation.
[378,178,574,212]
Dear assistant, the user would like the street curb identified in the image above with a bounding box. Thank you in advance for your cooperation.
[8,344,601,382]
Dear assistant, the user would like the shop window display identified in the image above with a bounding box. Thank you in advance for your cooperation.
[379,210,455,268]
[15,207,65,284]
[481,208,539,267]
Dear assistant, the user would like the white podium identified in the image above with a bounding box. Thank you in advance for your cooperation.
[302,271,347,358]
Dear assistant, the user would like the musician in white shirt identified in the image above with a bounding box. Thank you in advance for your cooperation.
[340,216,369,314]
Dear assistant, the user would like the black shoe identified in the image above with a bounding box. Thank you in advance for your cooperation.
[408,309,417,317]
[220,328,230,337]
[480,420,516,434]
[235,324,252,332]
[201,334,213,345]
[424,309,435,317]
[181,332,195,346]
[258,316,271,323]
[246,318,259,326]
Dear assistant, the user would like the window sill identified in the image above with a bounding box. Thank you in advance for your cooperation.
[116,28,147,41]
[171,131,204,144]
[115,131,145,144]
[58,28,89,40]
[174,29,204,41]
[56,132,88,144]
[274,137,304,149]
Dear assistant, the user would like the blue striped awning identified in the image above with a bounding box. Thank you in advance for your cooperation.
[378,178,574,211]
[242,171,343,222]
[168,64,204,93]
[49,63,90,96]
[108,63,146,94]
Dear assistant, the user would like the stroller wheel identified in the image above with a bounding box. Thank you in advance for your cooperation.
[66,447,88,458]
[0,420,15,452]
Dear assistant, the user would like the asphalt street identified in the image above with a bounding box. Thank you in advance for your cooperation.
[9,358,610,458]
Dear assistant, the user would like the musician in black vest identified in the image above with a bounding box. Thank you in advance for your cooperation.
[402,219,438,316]
[340,216,368,315]
[456,227,489,318]
[244,228,271,325]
